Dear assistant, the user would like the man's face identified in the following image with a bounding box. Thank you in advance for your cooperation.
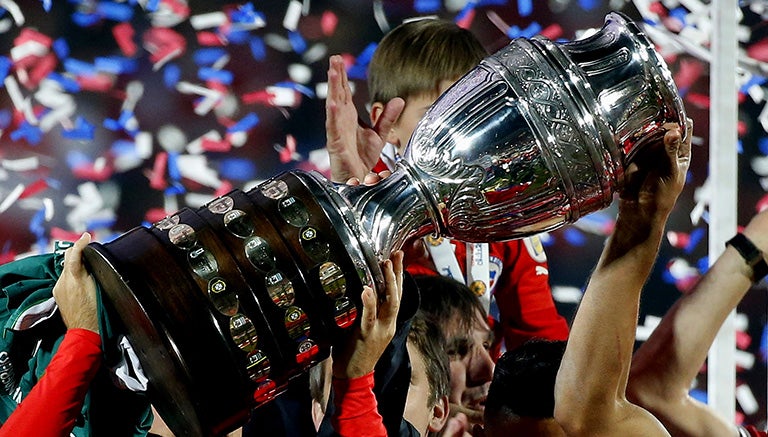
[403,339,440,435]
[443,311,494,425]
[390,79,455,154]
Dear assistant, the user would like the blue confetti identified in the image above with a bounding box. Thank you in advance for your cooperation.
[0,56,10,83]
[165,182,186,196]
[198,67,233,85]
[48,72,81,92]
[86,216,117,230]
[66,150,92,170]
[71,12,101,27]
[414,0,441,13]
[689,388,707,404]
[518,0,533,17]
[219,158,257,181]
[249,36,266,61]
[0,109,11,130]
[146,0,160,12]
[578,0,599,11]
[227,29,251,45]
[163,63,181,88]
[760,324,767,362]
[740,75,767,95]
[62,116,95,141]
[227,112,260,133]
[356,43,377,67]
[95,56,138,75]
[684,227,705,254]
[64,58,97,76]
[696,256,710,274]
[274,81,315,98]
[96,2,134,22]
[10,121,43,145]
[41,0,52,12]
[288,31,307,54]
[759,137,768,155]
[167,152,181,182]
[668,7,688,26]
[563,227,587,246]
[520,22,542,39]
[193,48,227,66]
[52,38,69,59]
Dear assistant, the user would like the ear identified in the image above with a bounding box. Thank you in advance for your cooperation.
[428,395,450,433]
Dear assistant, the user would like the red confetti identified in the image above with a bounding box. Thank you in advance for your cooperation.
[143,27,187,65]
[540,23,563,41]
[685,93,710,109]
[673,58,703,92]
[150,152,169,190]
[214,180,234,197]
[113,22,138,57]
[144,208,170,224]
[76,73,115,92]
[72,163,113,181]
[197,31,226,46]
[201,137,231,152]
[19,179,50,199]
[320,11,338,36]
[747,38,768,63]
[456,9,476,29]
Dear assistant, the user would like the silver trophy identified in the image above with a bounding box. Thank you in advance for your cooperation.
[83,12,686,436]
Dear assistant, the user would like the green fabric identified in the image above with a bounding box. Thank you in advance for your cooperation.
[0,247,153,436]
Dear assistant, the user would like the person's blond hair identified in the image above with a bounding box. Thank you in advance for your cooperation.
[367,18,487,105]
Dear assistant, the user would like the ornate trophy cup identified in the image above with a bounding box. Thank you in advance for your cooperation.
[82,12,686,436]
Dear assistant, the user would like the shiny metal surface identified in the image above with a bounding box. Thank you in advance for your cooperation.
[398,11,687,243]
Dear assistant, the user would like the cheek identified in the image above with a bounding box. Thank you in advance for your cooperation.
[448,361,466,399]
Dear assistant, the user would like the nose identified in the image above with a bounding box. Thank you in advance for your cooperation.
[468,346,495,385]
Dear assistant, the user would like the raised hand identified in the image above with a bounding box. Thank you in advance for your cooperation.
[53,233,99,334]
[332,250,404,379]
[325,54,404,183]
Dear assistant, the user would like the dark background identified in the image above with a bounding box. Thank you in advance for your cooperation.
[0,0,764,428]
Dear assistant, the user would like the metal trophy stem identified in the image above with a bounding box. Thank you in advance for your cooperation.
[82,11,686,436]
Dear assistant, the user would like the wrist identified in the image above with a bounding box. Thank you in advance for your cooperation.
[726,233,768,282]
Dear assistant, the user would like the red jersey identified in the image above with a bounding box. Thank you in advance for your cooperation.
[0,329,102,436]
[331,372,387,437]
[406,238,569,353]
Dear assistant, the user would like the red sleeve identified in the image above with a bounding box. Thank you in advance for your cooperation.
[0,329,102,437]
[331,372,387,437]
[492,239,569,352]
[743,425,768,437]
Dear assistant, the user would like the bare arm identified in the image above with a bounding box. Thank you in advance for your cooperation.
[627,211,768,437]
[554,124,691,436]
[325,54,404,183]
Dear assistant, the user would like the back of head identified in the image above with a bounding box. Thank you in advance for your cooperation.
[368,18,487,105]
[484,339,566,431]
[413,274,485,336]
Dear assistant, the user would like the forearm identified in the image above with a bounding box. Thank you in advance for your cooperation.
[0,329,102,436]
[556,213,666,430]
[628,248,752,436]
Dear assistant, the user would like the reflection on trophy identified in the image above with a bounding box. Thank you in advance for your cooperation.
[82,12,686,436]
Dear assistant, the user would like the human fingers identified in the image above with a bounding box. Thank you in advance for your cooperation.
[345,177,361,186]
[373,97,404,138]
[359,285,377,336]
[63,232,91,277]
[377,257,401,327]
[377,170,392,180]
[362,172,382,185]
[442,414,470,437]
